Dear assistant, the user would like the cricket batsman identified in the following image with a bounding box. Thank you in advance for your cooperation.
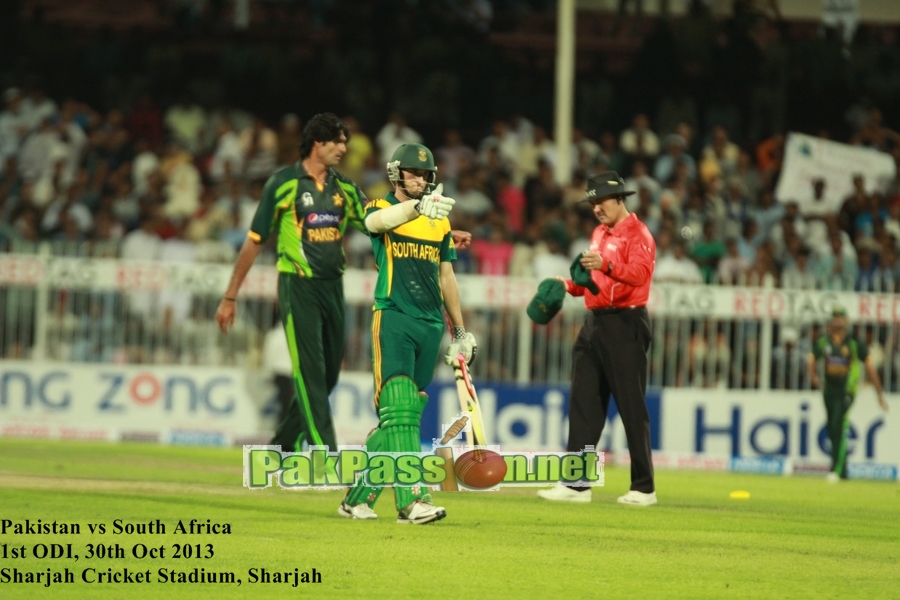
[339,143,476,524]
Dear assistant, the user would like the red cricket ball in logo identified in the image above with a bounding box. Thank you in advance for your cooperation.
[454,449,507,489]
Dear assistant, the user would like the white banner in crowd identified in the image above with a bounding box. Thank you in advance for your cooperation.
[4,254,900,322]
[775,132,895,205]
[0,254,536,310]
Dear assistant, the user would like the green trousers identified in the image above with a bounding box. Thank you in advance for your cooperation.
[270,274,344,452]
[370,308,444,407]
[823,387,854,479]
[344,309,444,511]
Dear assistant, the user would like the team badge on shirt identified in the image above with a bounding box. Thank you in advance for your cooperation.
[332,193,343,207]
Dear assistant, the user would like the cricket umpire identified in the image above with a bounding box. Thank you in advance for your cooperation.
[539,171,658,506]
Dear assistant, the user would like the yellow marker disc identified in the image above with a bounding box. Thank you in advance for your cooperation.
[729,490,750,499]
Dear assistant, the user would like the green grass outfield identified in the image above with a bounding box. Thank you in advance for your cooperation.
[0,439,898,599]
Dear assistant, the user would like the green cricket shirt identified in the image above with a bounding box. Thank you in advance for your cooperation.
[366,192,456,323]
[249,164,367,278]
[812,334,868,396]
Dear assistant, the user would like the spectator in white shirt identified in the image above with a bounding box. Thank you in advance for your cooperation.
[532,229,571,280]
[800,178,840,254]
[239,117,278,181]
[654,240,704,284]
[814,232,859,290]
[19,87,58,132]
[18,116,59,181]
[209,121,244,182]
[376,113,422,165]
[164,93,206,153]
[40,170,94,235]
[132,138,160,196]
[158,219,197,326]
[781,246,817,289]
[0,88,28,161]
[619,113,660,159]
[718,237,751,284]
[121,210,163,318]
[161,143,201,219]
[478,119,521,174]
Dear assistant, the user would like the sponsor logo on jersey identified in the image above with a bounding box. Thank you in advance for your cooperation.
[307,212,341,225]
[301,192,314,207]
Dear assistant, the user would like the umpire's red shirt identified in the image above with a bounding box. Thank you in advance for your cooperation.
[565,213,656,308]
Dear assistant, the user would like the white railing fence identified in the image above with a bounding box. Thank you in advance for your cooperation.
[2,243,900,391]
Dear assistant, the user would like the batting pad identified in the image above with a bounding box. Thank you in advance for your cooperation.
[344,377,430,511]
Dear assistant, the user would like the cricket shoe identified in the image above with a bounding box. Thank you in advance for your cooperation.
[397,501,446,525]
[617,490,657,506]
[537,485,592,503]
[338,502,378,520]
[825,472,840,484]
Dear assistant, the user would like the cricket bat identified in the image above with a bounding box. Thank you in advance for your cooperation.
[452,354,487,447]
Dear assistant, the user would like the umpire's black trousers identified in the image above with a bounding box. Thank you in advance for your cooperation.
[567,307,654,493]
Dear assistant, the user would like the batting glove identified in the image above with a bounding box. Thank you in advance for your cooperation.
[445,327,477,365]
[416,183,456,220]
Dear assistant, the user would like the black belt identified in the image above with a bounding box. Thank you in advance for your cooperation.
[590,306,646,315]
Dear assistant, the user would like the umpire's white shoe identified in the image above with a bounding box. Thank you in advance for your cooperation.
[397,501,446,525]
[617,490,657,506]
[338,502,378,520]
[537,485,592,503]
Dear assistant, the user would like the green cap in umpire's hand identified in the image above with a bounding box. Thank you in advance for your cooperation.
[527,278,567,324]
[569,254,600,294]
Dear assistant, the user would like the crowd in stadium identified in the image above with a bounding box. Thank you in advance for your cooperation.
[2,81,900,294]
[3,1,900,296]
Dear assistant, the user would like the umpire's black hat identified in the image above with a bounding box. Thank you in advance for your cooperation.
[580,171,635,203]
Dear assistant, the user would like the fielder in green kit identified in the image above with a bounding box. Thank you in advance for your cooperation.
[216,113,367,454]
[339,143,476,525]
[808,305,889,481]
